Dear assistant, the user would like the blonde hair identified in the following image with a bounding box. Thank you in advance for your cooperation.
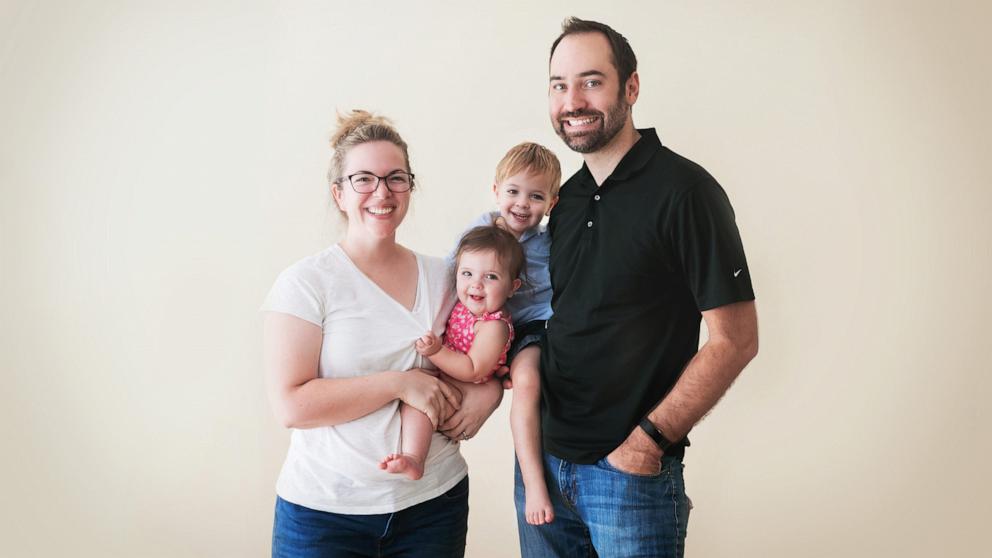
[327,110,411,189]
[494,142,562,197]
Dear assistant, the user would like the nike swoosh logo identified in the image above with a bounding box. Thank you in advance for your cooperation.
[733,269,743,277]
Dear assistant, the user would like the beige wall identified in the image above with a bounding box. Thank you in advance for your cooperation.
[2,1,990,556]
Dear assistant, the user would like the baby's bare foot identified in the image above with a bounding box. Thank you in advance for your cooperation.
[379,453,425,481]
[525,487,555,525]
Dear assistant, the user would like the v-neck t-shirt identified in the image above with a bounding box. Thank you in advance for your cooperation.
[262,244,463,514]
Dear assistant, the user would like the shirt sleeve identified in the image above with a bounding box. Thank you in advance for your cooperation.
[669,179,755,311]
[260,264,324,327]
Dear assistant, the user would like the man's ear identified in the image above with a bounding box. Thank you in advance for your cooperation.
[626,71,640,106]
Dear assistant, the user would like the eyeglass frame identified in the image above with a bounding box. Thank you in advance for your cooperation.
[335,171,416,194]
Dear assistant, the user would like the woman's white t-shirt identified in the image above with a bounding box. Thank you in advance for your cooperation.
[262,244,464,514]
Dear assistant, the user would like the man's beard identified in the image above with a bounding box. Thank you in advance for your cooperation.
[554,93,629,154]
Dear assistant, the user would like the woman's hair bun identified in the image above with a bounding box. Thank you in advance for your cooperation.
[330,110,394,149]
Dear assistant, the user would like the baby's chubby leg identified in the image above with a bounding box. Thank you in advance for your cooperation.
[380,402,433,481]
[510,345,555,525]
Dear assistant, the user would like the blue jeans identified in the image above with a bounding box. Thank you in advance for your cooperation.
[515,453,690,557]
[273,475,469,558]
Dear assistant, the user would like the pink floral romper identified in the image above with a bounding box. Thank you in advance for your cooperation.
[442,301,514,383]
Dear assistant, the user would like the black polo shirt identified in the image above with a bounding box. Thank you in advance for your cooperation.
[541,128,755,463]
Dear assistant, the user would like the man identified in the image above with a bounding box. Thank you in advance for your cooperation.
[514,18,759,557]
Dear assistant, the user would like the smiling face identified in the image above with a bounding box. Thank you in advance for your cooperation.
[455,248,521,316]
[549,32,637,154]
[493,171,558,238]
[332,140,411,241]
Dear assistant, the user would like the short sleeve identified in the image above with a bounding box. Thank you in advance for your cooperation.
[669,180,755,311]
[261,265,324,327]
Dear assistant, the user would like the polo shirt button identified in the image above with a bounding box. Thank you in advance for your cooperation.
[587,221,593,228]
[594,195,601,201]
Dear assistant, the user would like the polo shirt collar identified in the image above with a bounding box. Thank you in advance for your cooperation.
[609,128,661,181]
[575,127,662,186]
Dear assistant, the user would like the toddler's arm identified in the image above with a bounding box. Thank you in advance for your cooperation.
[415,322,510,383]
[415,333,443,357]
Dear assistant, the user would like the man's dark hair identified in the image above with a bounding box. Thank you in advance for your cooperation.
[549,17,638,87]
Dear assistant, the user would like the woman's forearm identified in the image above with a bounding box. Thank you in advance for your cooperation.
[265,312,405,428]
[273,371,404,429]
[265,312,461,429]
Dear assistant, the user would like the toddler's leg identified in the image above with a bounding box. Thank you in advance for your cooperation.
[510,345,555,525]
[380,402,432,480]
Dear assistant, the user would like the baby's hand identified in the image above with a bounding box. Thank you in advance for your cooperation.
[415,332,442,357]
[493,216,509,232]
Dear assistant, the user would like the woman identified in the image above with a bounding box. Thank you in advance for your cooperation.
[262,110,503,557]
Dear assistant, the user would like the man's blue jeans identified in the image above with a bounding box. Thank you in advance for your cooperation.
[272,475,469,557]
[515,453,690,557]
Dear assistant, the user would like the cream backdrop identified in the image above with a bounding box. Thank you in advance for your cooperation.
[1,1,989,557]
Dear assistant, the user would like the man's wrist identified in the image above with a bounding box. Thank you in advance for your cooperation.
[638,417,675,453]
[629,423,664,458]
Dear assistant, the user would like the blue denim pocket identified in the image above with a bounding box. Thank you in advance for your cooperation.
[598,455,664,479]
[573,455,689,557]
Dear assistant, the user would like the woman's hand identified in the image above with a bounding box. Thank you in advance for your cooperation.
[398,368,462,428]
[439,376,504,441]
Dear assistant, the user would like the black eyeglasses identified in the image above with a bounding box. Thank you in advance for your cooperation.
[338,171,415,194]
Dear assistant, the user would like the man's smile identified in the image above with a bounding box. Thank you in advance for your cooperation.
[564,116,599,127]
